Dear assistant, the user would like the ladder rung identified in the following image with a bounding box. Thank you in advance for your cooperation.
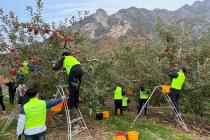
[69,117,83,124]
[72,127,88,136]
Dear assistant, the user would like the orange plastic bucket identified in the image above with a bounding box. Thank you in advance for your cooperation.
[161,84,171,94]
[113,136,126,140]
[127,131,139,140]
[102,111,110,119]
[51,100,64,112]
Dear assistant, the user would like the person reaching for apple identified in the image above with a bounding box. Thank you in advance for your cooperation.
[53,52,83,109]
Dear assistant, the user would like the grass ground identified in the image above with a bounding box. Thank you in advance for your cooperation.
[203,100,210,119]
[0,119,17,140]
[0,89,209,140]
[96,112,194,140]
[0,109,196,140]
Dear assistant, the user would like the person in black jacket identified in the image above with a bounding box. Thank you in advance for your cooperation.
[6,78,17,104]
[0,85,6,114]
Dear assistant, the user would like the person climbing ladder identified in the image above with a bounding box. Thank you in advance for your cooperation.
[53,52,83,108]
[168,67,186,112]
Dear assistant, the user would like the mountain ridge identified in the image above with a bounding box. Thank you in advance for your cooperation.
[74,0,210,39]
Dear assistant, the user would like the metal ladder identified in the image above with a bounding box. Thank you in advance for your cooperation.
[131,86,189,132]
[1,105,19,133]
[56,85,92,140]
[160,88,189,132]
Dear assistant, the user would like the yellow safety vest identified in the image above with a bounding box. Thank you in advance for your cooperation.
[114,86,123,100]
[24,98,46,129]
[63,56,80,75]
[140,91,149,99]
[171,71,186,90]
[122,96,128,107]
[20,60,29,75]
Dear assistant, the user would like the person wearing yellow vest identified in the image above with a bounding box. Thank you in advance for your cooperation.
[114,84,123,115]
[53,52,82,108]
[122,92,130,111]
[138,86,149,115]
[16,87,67,140]
[16,60,30,84]
[20,60,30,75]
[168,67,186,112]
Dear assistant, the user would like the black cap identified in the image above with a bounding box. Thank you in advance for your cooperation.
[26,87,38,98]
[62,52,70,56]
[140,86,145,91]
[181,67,187,73]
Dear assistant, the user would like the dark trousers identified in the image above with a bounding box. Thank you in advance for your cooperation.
[114,99,122,115]
[9,92,15,104]
[0,96,5,111]
[138,99,148,115]
[170,89,181,112]
[68,65,82,108]
[25,131,45,140]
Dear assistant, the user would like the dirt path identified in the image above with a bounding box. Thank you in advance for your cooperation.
[46,111,113,140]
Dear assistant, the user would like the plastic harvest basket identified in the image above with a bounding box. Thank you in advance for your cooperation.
[113,136,126,140]
[51,100,64,112]
[127,131,139,140]
[161,84,171,94]
[102,111,110,119]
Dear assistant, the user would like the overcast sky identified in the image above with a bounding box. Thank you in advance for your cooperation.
[0,0,203,22]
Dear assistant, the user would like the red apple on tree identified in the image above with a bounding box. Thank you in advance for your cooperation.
[0,63,4,67]
[28,26,33,32]
[35,75,41,81]
[15,59,21,65]
[31,59,36,65]
[66,35,74,42]
[15,55,20,60]
[164,48,171,55]
[10,67,17,76]
[44,26,50,34]
[55,28,62,33]
[49,34,55,39]
[10,48,16,52]
[49,33,58,39]
[34,27,39,35]
[13,22,20,30]
[56,33,65,40]
[19,63,24,68]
